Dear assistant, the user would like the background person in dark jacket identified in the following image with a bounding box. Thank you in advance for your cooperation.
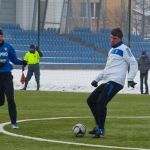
[138,51,150,94]
[0,29,27,129]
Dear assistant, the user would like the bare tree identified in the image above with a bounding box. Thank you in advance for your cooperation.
[134,0,150,36]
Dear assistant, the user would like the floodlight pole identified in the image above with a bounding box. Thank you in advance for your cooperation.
[128,0,131,47]
[37,0,40,50]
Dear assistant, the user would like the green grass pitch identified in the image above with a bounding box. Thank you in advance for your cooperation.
[0,91,150,150]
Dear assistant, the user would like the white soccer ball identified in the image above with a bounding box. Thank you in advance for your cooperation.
[72,123,86,137]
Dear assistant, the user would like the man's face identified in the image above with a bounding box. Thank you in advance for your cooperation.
[30,48,35,52]
[111,35,122,46]
[0,35,4,44]
[141,54,146,58]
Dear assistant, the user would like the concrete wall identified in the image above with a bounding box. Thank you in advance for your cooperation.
[0,0,16,24]
[16,0,35,30]
[68,0,129,32]
[44,0,63,29]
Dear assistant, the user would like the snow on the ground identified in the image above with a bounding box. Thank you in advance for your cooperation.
[12,69,150,94]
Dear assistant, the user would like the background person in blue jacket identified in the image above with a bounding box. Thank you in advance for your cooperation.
[0,29,27,129]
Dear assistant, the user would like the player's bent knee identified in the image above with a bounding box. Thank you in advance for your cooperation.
[87,97,93,106]
[0,100,5,106]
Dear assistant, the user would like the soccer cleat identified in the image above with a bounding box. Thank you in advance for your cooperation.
[12,124,20,129]
[88,126,98,135]
[93,128,105,138]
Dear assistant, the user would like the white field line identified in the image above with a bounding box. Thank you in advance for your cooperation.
[0,116,150,150]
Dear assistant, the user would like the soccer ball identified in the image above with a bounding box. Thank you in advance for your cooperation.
[72,123,86,137]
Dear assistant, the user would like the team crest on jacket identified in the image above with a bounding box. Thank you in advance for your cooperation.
[4,48,7,51]
[0,47,8,57]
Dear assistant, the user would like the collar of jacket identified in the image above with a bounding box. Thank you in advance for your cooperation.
[0,40,4,47]
[29,51,35,54]
[112,41,123,48]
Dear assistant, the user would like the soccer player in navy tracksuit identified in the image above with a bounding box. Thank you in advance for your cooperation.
[87,28,138,138]
[0,29,27,129]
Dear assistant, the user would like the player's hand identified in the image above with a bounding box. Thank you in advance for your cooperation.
[22,60,27,67]
[35,46,39,51]
[0,59,6,67]
[128,81,137,88]
[22,65,25,71]
[91,80,98,87]
[0,62,5,67]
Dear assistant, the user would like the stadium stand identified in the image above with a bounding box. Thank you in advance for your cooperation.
[0,23,106,64]
[1,23,150,64]
[69,27,150,60]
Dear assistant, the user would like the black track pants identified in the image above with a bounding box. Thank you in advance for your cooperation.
[87,81,123,129]
[0,72,17,124]
[140,71,149,94]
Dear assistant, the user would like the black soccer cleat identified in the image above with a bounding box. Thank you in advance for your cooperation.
[88,126,98,135]
[92,128,105,138]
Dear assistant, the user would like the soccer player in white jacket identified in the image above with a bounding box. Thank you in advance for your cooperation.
[87,28,138,138]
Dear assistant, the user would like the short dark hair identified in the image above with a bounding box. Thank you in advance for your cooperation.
[142,51,146,55]
[0,29,3,35]
[111,28,123,39]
